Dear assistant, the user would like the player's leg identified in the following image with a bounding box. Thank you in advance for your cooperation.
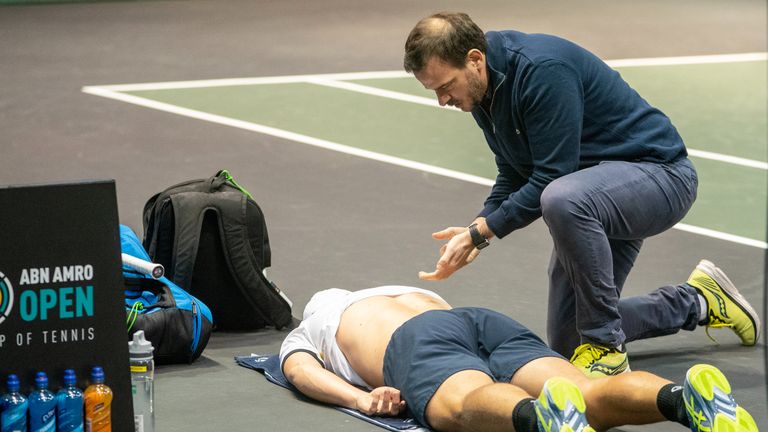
[424,369,535,432]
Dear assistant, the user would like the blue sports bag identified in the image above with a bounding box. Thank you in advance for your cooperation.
[121,224,213,364]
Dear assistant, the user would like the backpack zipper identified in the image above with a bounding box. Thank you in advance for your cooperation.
[190,300,201,356]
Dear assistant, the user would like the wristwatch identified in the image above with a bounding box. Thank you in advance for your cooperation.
[468,223,490,250]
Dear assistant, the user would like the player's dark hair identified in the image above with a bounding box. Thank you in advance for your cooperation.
[404,12,486,73]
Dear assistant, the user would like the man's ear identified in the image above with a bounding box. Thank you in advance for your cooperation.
[467,49,485,71]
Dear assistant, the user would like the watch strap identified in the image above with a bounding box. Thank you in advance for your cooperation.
[468,223,490,250]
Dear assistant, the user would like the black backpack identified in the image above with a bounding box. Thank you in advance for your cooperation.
[142,170,293,331]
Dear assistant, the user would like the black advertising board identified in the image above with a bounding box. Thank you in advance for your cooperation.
[0,180,132,431]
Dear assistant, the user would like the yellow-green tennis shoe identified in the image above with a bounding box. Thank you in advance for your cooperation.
[570,343,629,378]
[534,377,596,432]
[683,364,758,432]
[687,260,760,346]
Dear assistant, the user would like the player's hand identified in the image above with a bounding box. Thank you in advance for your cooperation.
[418,226,479,280]
[356,386,406,416]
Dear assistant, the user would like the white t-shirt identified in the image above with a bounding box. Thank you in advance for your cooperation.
[279,285,446,389]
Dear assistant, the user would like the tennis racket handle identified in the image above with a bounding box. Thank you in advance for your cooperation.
[122,253,165,279]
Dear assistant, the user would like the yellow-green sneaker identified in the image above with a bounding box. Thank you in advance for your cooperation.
[534,377,596,432]
[687,260,760,346]
[683,364,759,432]
[570,343,629,378]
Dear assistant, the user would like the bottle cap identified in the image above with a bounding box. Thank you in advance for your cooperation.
[6,374,20,392]
[63,369,77,386]
[35,371,49,389]
[91,366,105,383]
[128,330,154,360]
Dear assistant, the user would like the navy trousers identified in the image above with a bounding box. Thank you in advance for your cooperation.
[540,157,702,356]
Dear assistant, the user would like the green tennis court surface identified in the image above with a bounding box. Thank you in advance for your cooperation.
[90,58,767,245]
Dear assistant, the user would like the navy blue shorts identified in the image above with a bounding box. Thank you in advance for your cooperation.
[382,307,563,427]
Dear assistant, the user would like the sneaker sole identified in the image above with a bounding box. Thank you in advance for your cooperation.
[685,365,760,432]
[696,260,761,345]
[685,364,737,431]
[536,377,590,432]
[687,364,732,401]
[713,407,759,432]
[543,377,587,413]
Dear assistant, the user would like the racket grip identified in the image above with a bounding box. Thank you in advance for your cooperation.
[122,253,165,279]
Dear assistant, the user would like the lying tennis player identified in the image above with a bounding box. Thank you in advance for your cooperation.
[280,286,758,432]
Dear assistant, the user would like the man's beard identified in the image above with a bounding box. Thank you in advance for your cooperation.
[465,69,486,109]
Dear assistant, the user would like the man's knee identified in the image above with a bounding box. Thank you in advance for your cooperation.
[425,390,471,431]
[426,405,466,432]
[540,180,586,228]
[424,370,493,431]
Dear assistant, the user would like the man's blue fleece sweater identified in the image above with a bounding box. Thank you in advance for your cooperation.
[472,30,687,238]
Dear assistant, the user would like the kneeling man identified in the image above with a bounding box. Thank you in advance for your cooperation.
[280,286,757,432]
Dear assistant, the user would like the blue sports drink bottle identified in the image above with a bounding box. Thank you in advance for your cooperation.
[1,374,28,432]
[29,372,56,432]
[56,369,84,432]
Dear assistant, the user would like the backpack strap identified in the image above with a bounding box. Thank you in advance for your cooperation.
[169,189,292,328]
[142,191,162,252]
[143,174,222,257]
[217,195,293,328]
[165,172,248,289]
[166,171,243,286]
[167,192,216,290]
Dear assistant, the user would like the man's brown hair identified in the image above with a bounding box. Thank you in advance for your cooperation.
[404,12,486,73]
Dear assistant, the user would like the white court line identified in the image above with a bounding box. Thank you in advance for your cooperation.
[674,224,767,250]
[303,79,768,171]
[90,52,767,92]
[305,78,458,111]
[81,86,494,186]
[81,85,767,250]
[91,71,412,92]
[87,53,768,172]
[605,52,767,67]
[686,149,767,170]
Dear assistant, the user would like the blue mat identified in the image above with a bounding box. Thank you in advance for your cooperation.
[235,354,430,432]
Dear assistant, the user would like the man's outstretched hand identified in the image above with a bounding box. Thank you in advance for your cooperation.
[418,226,480,280]
[356,386,406,416]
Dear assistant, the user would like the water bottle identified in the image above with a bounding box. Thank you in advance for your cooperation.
[129,330,154,432]
[84,367,112,432]
[0,374,28,432]
[56,370,84,432]
[29,372,56,432]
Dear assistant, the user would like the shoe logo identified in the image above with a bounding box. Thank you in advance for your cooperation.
[706,290,729,319]
[541,419,553,432]
[695,276,730,319]
[535,405,554,432]
[684,395,710,430]
[590,356,629,375]
[707,310,728,326]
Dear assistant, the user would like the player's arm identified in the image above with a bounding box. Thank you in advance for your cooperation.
[283,351,405,416]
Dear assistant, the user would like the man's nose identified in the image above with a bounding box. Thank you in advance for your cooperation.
[437,92,450,106]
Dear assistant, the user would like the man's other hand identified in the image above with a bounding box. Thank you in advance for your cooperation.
[418,226,479,280]
[356,386,406,416]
